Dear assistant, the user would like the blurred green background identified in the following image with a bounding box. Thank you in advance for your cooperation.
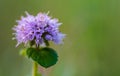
[0,0,120,76]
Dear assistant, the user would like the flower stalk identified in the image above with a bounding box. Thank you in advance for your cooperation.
[32,61,38,76]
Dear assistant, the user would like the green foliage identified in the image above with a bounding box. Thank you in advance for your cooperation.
[26,47,58,68]
[26,48,36,58]
[19,48,27,57]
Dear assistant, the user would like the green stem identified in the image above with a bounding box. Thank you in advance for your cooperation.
[32,61,38,76]
[32,44,42,76]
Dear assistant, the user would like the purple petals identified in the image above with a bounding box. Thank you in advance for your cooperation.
[45,35,52,41]
[13,12,65,46]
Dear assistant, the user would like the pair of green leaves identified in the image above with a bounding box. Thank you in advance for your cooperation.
[26,47,58,68]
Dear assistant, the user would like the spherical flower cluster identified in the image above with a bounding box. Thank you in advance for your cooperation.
[13,12,65,46]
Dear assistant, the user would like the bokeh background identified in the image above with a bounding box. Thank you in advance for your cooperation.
[0,0,120,76]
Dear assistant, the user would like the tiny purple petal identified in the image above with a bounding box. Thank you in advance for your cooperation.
[53,33,66,44]
[45,35,52,41]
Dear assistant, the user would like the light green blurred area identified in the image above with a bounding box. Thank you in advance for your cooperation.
[0,0,120,76]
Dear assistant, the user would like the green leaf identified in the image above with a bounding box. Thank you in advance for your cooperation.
[38,47,58,68]
[26,48,35,58]
[26,47,58,68]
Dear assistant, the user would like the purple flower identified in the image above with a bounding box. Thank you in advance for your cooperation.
[13,12,65,47]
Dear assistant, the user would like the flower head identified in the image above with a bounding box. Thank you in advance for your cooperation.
[13,12,65,46]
